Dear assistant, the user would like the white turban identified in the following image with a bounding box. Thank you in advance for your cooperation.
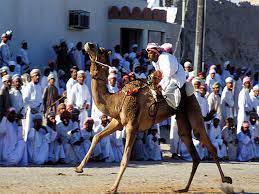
[253,84,259,91]
[1,33,7,38]
[108,73,117,80]
[160,43,173,53]
[184,61,192,68]
[225,77,233,83]
[30,69,40,77]
[12,74,21,81]
[2,75,12,82]
[77,70,85,77]
[209,69,216,74]
[47,73,55,81]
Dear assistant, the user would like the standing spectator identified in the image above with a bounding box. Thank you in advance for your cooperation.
[0,33,11,67]
[68,70,91,128]
[208,82,222,124]
[0,75,12,122]
[48,60,60,94]
[23,69,43,141]
[237,121,255,161]
[221,61,232,82]
[19,40,29,66]
[107,73,119,93]
[41,68,50,90]
[250,84,259,116]
[73,42,84,70]
[184,61,194,79]
[222,117,238,160]
[113,45,123,62]
[27,115,50,164]
[42,74,59,115]
[221,77,235,122]
[129,44,138,61]
[237,77,254,133]
[206,69,218,94]
[132,132,146,161]
[66,66,78,101]
[9,74,25,123]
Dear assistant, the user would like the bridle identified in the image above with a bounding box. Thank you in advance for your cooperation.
[89,45,109,82]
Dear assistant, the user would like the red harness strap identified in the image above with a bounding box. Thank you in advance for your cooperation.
[125,88,140,96]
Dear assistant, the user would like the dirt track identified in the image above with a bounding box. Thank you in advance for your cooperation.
[0,159,258,194]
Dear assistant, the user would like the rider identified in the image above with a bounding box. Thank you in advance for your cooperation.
[146,43,187,109]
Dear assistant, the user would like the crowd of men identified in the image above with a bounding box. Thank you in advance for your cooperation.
[0,30,258,166]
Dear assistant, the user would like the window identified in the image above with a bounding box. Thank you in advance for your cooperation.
[69,10,90,29]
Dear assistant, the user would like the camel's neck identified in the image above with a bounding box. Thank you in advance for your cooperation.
[91,78,120,118]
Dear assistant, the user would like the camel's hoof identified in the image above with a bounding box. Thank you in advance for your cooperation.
[105,187,117,194]
[223,176,232,184]
[176,188,189,193]
[74,167,84,173]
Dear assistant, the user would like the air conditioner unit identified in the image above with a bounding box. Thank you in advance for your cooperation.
[69,10,90,30]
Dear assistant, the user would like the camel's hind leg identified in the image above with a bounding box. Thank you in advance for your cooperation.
[108,124,136,194]
[176,112,201,192]
[75,118,122,173]
[186,95,232,184]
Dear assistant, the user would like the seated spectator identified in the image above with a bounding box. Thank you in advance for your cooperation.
[222,117,238,161]
[0,108,27,166]
[46,112,65,164]
[110,129,124,163]
[237,121,255,161]
[81,118,102,160]
[27,115,50,165]
[208,116,227,159]
[95,115,114,162]
[132,132,146,161]
[145,127,162,161]
[56,111,78,164]
[249,112,259,158]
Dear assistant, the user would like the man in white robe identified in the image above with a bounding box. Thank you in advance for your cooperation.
[23,69,43,141]
[27,115,50,164]
[237,77,254,133]
[19,40,29,66]
[0,108,27,166]
[208,117,227,159]
[0,33,11,67]
[56,111,78,164]
[221,77,235,121]
[68,70,91,128]
[66,66,78,100]
[9,75,25,121]
[250,84,259,115]
[146,43,186,109]
[206,69,219,94]
[46,112,65,163]
[170,115,180,158]
[145,128,162,161]
[237,121,255,161]
[222,117,238,160]
[73,42,85,70]
[81,118,102,159]
[221,61,232,84]
[107,73,119,93]
[208,82,223,125]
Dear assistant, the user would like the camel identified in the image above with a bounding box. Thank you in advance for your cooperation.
[75,42,232,193]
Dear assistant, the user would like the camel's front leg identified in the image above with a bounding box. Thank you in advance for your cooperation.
[75,119,122,173]
[108,128,136,194]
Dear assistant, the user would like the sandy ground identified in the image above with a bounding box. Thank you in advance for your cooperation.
[0,158,258,194]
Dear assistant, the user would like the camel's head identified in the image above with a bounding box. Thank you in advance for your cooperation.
[84,42,110,80]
